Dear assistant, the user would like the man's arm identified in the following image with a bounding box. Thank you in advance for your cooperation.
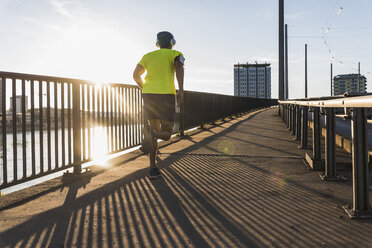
[133,64,145,89]
[175,59,184,105]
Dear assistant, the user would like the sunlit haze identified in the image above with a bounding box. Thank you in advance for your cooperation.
[0,0,371,98]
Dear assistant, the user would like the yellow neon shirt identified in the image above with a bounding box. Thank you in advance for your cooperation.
[138,48,184,95]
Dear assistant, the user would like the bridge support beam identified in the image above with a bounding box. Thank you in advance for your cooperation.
[343,108,372,218]
[320,108,347,181]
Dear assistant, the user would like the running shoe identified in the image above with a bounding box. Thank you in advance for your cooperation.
[149,167,161,179]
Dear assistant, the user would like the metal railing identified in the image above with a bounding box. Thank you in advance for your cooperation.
[0,71,277,191]
[278,95,372,218]
[0,71,143,190]
[180,91,277,133]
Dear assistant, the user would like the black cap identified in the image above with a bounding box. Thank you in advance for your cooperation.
[157,31,174,48]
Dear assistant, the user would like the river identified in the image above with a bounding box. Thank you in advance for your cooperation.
[0,125,141,184]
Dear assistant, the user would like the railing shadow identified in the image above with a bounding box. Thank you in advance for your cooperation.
[0,110,269,247]
[1,108,371,247]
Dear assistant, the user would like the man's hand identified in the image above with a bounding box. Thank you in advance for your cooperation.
[177,90,184,105]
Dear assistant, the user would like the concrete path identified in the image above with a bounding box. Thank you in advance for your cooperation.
[1,108,372,248]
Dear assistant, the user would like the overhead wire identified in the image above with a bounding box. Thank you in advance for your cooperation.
[289,35,371,38]
[287,1,371,75]
[320,1,371,74]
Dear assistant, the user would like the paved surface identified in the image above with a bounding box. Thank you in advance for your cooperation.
[1,108,372,248]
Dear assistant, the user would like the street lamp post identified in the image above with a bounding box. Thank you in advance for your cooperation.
[330,63,333,96]
[305,44,308,98]
[285,24,289,99]
[278,0,285,100]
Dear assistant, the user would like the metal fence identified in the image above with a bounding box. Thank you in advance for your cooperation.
[0,71,277,190]
[278,95,372,218]
[0,71,143,190]
[181,91,277,132]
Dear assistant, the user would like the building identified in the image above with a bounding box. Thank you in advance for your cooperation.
[234,63,271,98]
[10,95,28,113]
[333,74,367,95]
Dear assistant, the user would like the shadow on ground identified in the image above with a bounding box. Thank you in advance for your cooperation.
[0,108,372,248]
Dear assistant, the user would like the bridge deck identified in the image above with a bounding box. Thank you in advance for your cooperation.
[1,108,372,247]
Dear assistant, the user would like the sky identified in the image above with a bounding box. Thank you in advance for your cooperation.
[0,0,371,99]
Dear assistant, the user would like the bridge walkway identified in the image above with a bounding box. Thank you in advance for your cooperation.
[1,108,372,247]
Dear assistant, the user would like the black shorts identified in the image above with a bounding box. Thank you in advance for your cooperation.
[143,93,175,122]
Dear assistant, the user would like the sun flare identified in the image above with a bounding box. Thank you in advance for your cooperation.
[91,126,109,166]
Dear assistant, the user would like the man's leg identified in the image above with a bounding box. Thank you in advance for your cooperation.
[154,120,174,141]
[148,119,160,168]
[148,120,173,168]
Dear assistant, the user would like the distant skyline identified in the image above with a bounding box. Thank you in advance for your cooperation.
[0,0,371,99]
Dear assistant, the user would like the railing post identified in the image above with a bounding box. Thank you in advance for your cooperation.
[343,108,372,218]
[228,97,234,119]
[320,107,346,181]
[212,95,216,124]
[180,96,185,136]
[323,108,336,178]
[285,105,289,127]
[285,104,289,127]
[280,104,283,119]
[295,105,301,141]
[72,83,82,174]
[312,107,322,168]
[300,106,308,148]
[1,77,7,185]
[290,105,294,131]
[287,105,291,129]
[291,105,296,135]
[200,94,204,129]
[280,104,283,120]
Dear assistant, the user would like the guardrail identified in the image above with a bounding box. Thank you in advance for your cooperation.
[181,91,277,133]
[0,71,278,191]
[278,95,372,218]
[0,71,143,191]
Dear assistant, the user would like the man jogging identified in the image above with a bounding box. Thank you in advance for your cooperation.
[133,31,185,179]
